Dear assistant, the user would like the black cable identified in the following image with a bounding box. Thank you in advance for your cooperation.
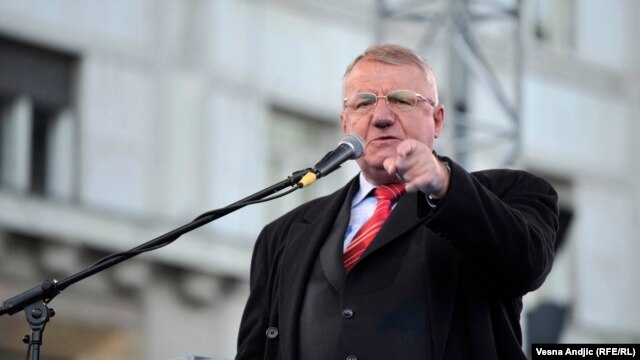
[193,184,301,221]
[87,184,302,270]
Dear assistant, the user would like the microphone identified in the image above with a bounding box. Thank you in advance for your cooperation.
[298,134,365,187]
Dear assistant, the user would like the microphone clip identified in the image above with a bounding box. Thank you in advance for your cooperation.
[288,168,314,187]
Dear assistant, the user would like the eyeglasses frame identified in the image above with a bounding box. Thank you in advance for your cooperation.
[343,90,437,114]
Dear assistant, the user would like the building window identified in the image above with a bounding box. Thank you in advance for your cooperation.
[0,35,77,199]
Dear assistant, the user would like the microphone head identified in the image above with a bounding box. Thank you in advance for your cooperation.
[339,134,365,159]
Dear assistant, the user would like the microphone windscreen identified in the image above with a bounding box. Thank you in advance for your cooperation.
[339,134,365,159]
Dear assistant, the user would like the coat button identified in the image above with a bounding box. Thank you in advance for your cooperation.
[265,327,279,339]
[346,355,357,360]
[341,308,354,319]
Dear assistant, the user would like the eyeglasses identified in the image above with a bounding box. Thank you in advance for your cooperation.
[343,90,436,114]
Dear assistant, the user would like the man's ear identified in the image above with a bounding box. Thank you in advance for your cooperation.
[433,104,445,136]
[340,112,347,133]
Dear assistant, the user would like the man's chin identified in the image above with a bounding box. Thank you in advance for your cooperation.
[362,149,396,163]
[358,162,399,185]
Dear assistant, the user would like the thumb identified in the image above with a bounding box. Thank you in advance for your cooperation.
[383,157,397,176]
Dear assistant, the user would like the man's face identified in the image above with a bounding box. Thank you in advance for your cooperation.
[340,60,444,185]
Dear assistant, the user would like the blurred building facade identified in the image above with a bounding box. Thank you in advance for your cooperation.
[0,1,638,359]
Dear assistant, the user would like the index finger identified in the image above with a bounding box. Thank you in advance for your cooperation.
[397,140,415,157]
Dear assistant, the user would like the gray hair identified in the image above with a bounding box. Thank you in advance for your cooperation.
[343,44,438,101]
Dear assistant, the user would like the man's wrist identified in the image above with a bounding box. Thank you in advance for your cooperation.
[428,160,451,200]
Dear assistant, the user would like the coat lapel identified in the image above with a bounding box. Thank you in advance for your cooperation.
[318,185,357,291]
[277,178,358,358]
[360,191,430,258]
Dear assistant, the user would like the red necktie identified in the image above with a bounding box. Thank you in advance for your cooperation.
[344,183,406,273]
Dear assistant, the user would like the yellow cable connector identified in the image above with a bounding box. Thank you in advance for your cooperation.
[298,171,317,188]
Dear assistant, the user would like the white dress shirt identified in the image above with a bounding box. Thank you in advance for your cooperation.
[342,173,380,252]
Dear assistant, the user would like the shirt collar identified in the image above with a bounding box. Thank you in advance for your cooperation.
[352,172,377,207]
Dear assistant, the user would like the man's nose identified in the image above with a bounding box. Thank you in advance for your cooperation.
[371,98,396,127]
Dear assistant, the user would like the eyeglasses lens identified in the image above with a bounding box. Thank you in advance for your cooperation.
[387,91,416,110]
[346,91,418,113]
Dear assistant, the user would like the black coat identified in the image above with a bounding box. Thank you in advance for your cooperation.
[237,159,559,360]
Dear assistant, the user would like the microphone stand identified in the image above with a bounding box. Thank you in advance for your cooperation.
[0,169,310,360]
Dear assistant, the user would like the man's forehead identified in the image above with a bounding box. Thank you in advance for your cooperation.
[343,61,428,91]
[347,60,422,77]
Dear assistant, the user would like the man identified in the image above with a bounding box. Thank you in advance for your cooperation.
[236,44,558,360]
